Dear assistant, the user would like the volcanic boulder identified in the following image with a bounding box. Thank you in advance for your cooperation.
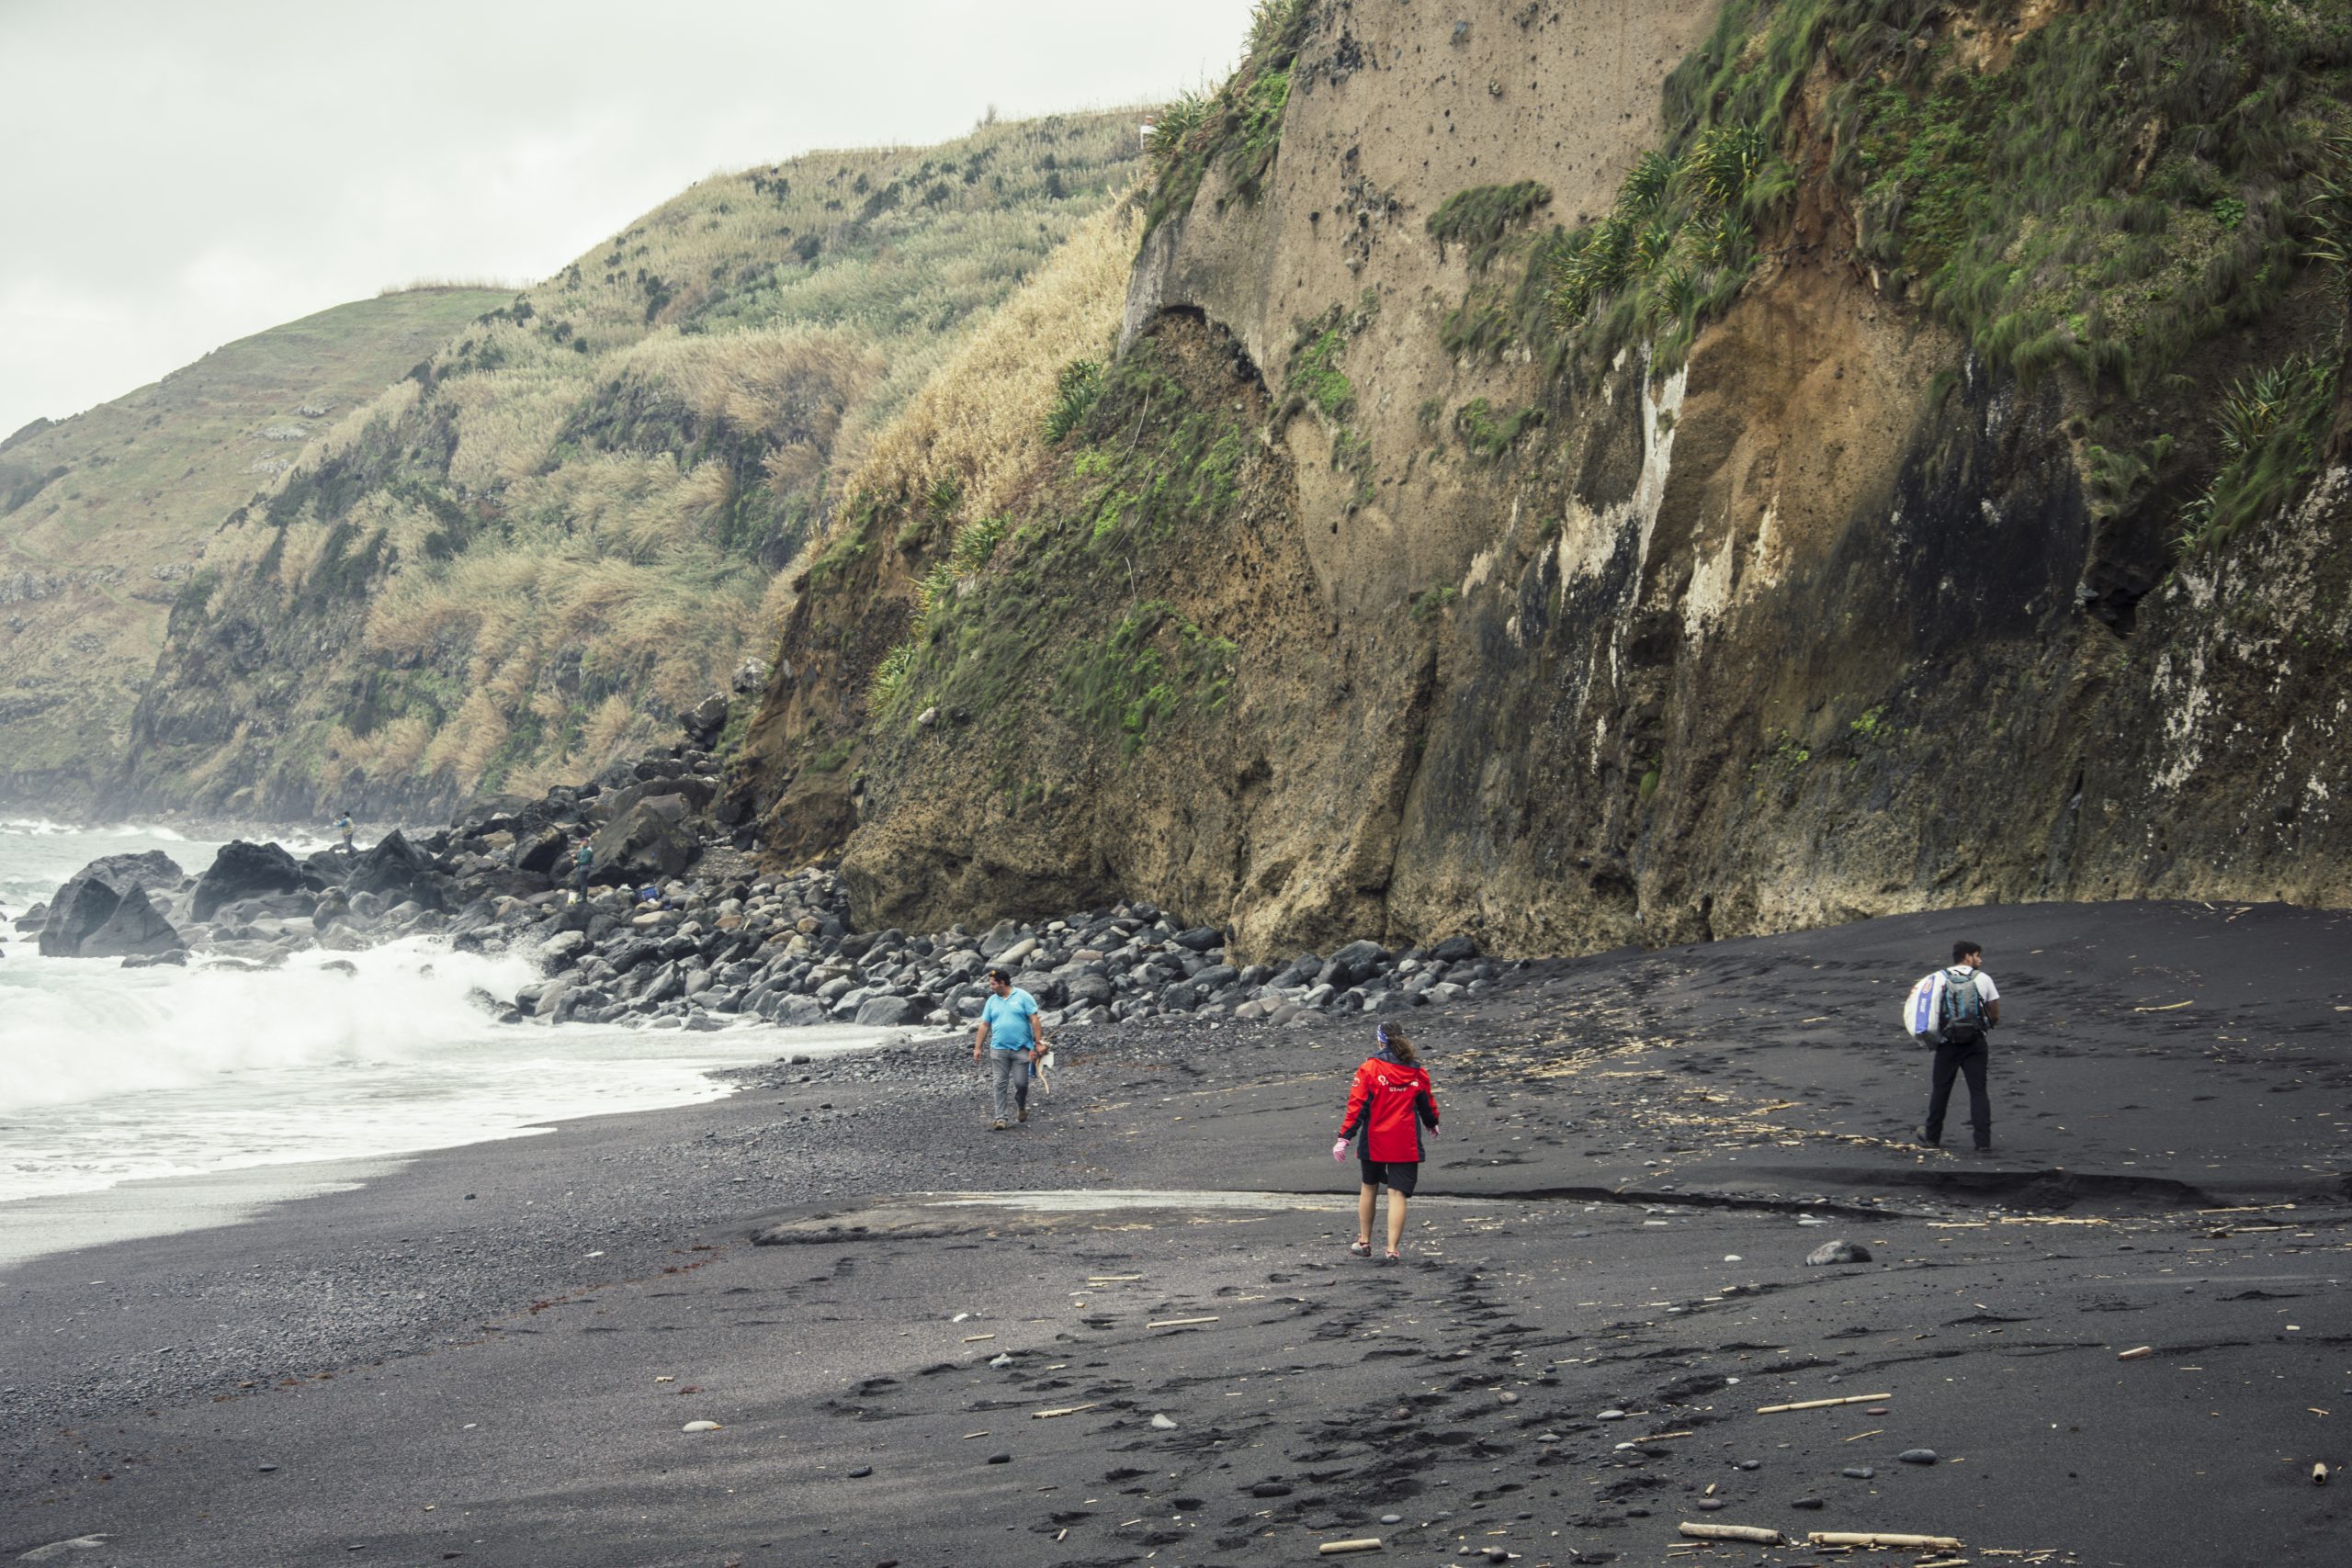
[344,829,445,909]
[37,851,184,956]
[589,795,701,884]
[79,885,187,959]
[192,840,310,920]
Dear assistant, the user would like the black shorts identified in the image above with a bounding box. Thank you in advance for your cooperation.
[1359,1159,1419,1196]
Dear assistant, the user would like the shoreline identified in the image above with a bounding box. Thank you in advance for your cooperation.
[0,1020,912,1272]
[5,898,2346,1566]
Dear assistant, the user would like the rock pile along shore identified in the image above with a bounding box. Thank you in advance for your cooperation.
[13,743,1500,1033]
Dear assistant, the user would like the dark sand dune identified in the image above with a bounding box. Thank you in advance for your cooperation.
[4,901,2346,1566]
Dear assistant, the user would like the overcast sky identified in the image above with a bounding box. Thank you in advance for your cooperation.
[0,0,1261,438]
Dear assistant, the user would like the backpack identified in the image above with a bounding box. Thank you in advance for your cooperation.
[1936,966,1988,1046]
[1903,966,1989,1047]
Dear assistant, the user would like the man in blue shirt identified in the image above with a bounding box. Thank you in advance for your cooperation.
[973,966,1044,1130]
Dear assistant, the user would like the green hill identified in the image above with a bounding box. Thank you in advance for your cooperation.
[0,287,510,805]
[115,110,1141,818]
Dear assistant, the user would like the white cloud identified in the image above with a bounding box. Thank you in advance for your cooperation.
[0,0,1259,435]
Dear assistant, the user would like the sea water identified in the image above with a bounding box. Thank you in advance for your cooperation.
[0,819,879,1210]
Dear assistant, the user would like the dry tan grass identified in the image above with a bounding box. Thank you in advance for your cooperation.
[845,197,1138,526]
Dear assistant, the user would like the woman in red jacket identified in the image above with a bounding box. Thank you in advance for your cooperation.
[1334,1022,1441,1260]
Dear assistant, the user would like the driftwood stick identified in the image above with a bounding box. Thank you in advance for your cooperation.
[1147,1315,1219,1328]
[1317,1538,1384,1554]
[1030,1404,1099,1419]
[1807,1531,1965,1550]
[1678,1522,1784,1544]
[1756,1393,1892,1415]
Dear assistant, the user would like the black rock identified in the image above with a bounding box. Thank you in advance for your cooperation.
[854,995,928,1028]
[1010,969,1066,1009]
[345,829,445,910]
[985,1452,1012,1465]
[192,840,304,920]
[39,851,184,956]
[1171,926,1224,952]
[589,796,700,884]
[1841,1467,1875,1480]
[80,885,186,959]
[514,828,571,877]
[1792,1496,1826,1509]
[1897,1449,1939,1465]
[1430,933,1480,962]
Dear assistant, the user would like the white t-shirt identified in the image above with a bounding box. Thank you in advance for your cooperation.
[1902,966,1999,1037]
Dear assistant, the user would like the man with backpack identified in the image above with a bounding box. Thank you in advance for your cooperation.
[1907,939,2002,1152]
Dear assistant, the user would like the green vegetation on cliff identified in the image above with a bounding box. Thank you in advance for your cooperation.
[864,335,1248,752]
[125,112,1142,815]
[1144,0,1313,232]
[1543,0,2352,400]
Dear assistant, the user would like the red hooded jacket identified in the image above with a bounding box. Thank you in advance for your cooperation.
[1339,1048,1440,1164]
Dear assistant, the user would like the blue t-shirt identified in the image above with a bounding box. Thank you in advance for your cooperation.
[981,988,1040,1053]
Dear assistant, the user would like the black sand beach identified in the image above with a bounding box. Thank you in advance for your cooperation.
[5,900,2347,1566]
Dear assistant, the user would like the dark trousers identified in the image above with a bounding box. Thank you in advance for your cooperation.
[1924,1040,1992,1148]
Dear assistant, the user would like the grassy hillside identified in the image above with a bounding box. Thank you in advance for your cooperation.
[0,288,509,804]
[122,110,1143,817]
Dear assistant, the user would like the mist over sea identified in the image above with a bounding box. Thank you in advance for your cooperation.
[0,819,847,1208]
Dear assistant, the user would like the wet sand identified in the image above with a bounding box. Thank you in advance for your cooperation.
[3,900,2346,1566]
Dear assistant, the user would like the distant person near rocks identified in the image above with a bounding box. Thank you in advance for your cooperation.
[571,836,595,902]
[974,966,1044,1130]
[335,811,356,858]
[1906,939,2002,1153]
[1335,1022,1441,1261]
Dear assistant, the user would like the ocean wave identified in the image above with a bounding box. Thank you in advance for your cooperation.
[0,937,546,1116]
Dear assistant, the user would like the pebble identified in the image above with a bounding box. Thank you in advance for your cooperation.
[1842,1467,1875,1480]
[682,1420,721,1433]
[987,1452,1012,1464]
[1696,1497,1728,1512]
[847,1465,872,1478]
[256,1463,278,1472]
[1597,1409,1627,1420]
[1734,1460,1760,1471]
[1250,1482,1293,1497]
[1151,1414,1178,1429]
[1792,1496,1826,1509]
[1497,1391,1520,1404]
[1380,1514,1402,1525]
[988,1353,1012,1368]
[1898,1449,1939,1465]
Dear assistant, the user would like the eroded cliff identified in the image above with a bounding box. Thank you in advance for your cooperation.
[742,0,2352,956]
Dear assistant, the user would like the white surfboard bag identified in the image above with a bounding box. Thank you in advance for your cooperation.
[1903,967,1983,1047]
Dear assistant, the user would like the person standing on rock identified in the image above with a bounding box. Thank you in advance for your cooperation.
[1912,939,2001,1153]
[1335,1022,1440,1260]
[334,810,356,858]
[974,967,1045,1130]
[571,835,595,903]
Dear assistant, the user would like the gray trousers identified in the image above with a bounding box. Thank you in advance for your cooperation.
[989,1050,1025,1123]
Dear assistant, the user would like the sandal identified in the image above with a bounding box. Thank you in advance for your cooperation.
[1382,1249,1402,1263]
[1348,1239,1372,1258]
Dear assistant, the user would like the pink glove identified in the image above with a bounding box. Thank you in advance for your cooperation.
[1331,1138,1350,1162]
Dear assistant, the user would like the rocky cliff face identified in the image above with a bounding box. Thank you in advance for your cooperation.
[739,0,2352,957]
